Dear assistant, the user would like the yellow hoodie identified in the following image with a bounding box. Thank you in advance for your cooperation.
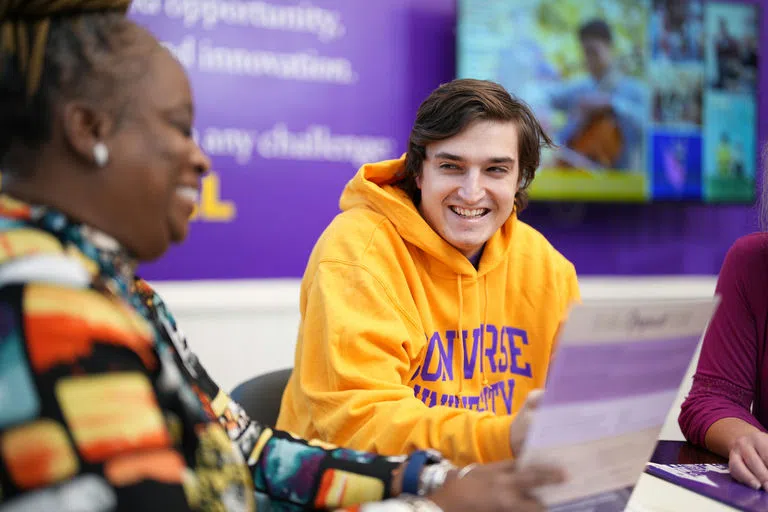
[277,156,580,466]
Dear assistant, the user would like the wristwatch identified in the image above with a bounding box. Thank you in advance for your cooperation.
[401,449,446,495]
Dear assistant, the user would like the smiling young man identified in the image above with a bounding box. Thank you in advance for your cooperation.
[277,79,580,466]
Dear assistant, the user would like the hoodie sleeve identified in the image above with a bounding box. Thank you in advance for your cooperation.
[562,261,581,309]
[546,261,580,369]
[290,261,514,467]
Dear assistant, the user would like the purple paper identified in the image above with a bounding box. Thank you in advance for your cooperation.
[543,336,701,406]
[646,464,768,510]
[646,441,768,511]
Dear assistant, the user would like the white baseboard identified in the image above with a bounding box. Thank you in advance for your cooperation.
[151,276,718,316]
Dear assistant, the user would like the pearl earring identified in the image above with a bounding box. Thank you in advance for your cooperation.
[93,142,109,167]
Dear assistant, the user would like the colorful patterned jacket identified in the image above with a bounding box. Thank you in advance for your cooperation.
[0,196,436,511]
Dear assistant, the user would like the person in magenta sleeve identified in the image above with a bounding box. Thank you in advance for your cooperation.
[679,232,768,490]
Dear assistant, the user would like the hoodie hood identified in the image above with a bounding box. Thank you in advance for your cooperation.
[339,155,518,276]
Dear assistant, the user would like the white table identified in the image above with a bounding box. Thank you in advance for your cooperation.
[626,472,739,511]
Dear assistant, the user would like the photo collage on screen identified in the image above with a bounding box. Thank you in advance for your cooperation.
[456,0,760,203]
[703,2,759,202]
[650,0,758,202]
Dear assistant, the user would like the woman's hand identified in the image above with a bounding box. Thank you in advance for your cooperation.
[429,459,566,512]
[728,431,768,490]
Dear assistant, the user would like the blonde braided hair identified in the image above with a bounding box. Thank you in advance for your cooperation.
[0,0,131,97]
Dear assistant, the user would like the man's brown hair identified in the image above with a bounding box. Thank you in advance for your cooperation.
[397,78,553,212]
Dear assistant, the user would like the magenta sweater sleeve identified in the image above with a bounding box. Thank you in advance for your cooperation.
[679,234,768,447]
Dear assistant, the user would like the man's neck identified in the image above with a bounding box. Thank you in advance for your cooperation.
[467,245,485,269]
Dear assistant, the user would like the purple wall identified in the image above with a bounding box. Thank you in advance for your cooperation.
[134,0,764,280]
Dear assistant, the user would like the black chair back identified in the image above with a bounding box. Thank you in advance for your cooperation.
[230,368,293,427]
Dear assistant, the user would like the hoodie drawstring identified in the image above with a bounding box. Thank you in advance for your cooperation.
[482,277,490,390]
[456,274,464,407]
[456,273,492,409]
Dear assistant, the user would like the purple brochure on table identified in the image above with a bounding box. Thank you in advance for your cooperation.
[645,440,768,511]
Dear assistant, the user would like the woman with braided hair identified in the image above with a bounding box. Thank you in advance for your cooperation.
[0,2,565,511]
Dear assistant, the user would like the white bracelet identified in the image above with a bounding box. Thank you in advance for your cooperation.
[418,460,456,496]
[457,463,477,479]
[358,497,444,512]
[396,495,445,512]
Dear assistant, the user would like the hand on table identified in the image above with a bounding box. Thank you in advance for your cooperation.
[729,431,768,490]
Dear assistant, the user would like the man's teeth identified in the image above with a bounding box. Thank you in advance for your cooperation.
[451,206,487,218]
[176,186,199,203]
